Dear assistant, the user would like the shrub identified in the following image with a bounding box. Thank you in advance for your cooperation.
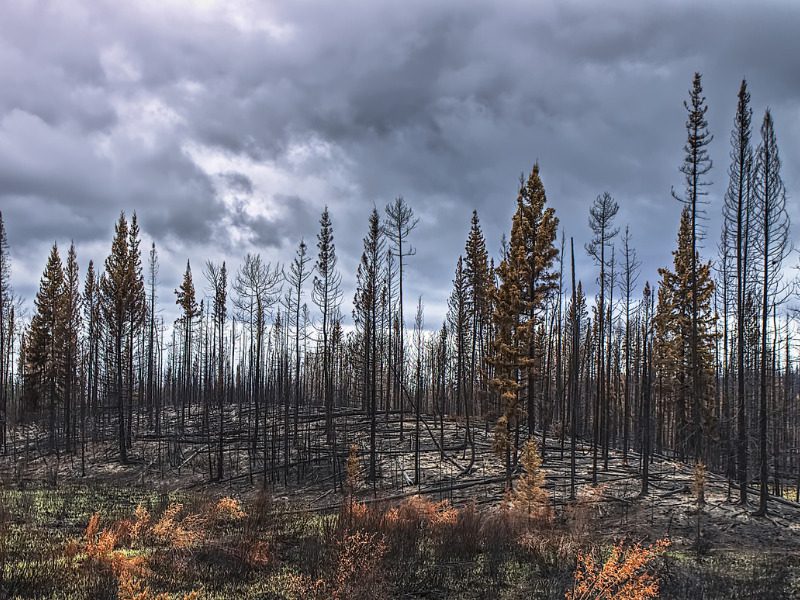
[565,484,607,541]
[286,530,389,600]
[566,538,670,600]
[74,507,206,599]
[435,500,482,560]
[518,532,581,576]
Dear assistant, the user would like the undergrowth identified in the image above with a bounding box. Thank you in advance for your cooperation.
[0,481,795,599]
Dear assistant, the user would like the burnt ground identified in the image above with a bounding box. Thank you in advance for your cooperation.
[1,407,798,555]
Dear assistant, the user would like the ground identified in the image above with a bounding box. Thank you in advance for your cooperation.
[1,411,799,598]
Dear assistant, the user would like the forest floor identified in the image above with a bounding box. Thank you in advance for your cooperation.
[1,410,800,598]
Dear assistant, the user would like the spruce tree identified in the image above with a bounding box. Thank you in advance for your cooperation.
[146,243,159,429]
[490,199,532,490]
[61,243,81,452]
[82,259,100,473]
[126,214,145,448]
[723,80,753,504]
[655,208,716,460]
[101,213,134,462]
[586,191,619,480]
[520,164,559,449]
[312,207,342,444]
[752,109,790,516]
[447,255,471,441]
[673,72,713,461]
[383,198,417,439]
[568,238,580,499]
[621,226,641,461]
[204,260,227,479]
[515,438,549,516]
[464,210,491,419]
[412,296,424,484]
[175,260,199,432]
[287,239,312,443]
[354,209,383,482]
[640,281,654,495]
[28,243,65,452]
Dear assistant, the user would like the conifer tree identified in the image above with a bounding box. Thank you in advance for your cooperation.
[490,199,532,490]
[82,260,100,472]
[586,192,619,481]
[655,208,716,460]
[146,243,159,429]
[673,72,713,462]
[412,296,424,484]
[621,227,641,461]
[61,243,81,452]
[204,260,227,479]
[716,222,734,485]
[568,239,580,499]
[28,244,65,451]
[723,79,754,504]
[101,213,135,462]
[752,109,790,516]
[287,239,312,441]
[126,213,145,447]
[383,198,417,437]
[447,255,471,442]
[520,164,559,448]
[313,207,343,444]
[354,209,383,481]
[640,282,654,495]
[436,322,448,457]
[515,438,548,517]
[464,210,491,418]
[175,260,199,432]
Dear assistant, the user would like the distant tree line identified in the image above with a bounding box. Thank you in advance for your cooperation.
[0,73,797,515]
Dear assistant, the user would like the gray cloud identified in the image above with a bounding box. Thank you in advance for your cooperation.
[1,0,800,325]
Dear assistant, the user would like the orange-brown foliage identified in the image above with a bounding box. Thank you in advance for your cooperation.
[211,496,247,522]
[345,443,361,497]
[130,504,152,544]
[151,503,206,549]
[74,505,207,600]
[286,530,388,600]
[693,462,707,506]
[514,439,551,520]
[566,538,671,600]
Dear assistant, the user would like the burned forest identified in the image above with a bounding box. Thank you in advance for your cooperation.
[3,4,800,597]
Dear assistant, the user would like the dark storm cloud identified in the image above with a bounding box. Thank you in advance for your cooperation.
[2,0,800,324]
[222,172,254,195]
[224,193,317,251]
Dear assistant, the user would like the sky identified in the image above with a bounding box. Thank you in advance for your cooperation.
[2,0,800,327]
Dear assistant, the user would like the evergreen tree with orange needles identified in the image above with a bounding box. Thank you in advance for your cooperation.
[519,164,559,451]
[514,438,550,518]
[654,207,716,462]
[489,197,532,490]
